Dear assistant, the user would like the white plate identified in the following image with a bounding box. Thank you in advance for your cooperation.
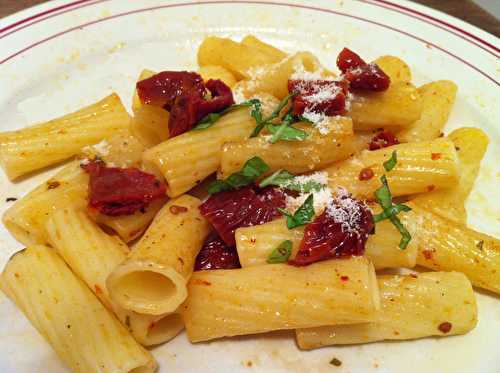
[0,1,499,372]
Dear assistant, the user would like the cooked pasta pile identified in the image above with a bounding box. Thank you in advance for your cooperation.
[0,35,498,372]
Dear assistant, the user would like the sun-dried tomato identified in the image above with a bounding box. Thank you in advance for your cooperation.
[194,233,241,271]
[81,160,165,216]
[288,79,348,116]
[337,48,390,91]
[369,131,400,150]
[199,186,286,246]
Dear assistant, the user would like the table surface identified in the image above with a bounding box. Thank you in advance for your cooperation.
[1,0,499,37]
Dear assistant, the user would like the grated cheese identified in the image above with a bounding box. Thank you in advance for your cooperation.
[84,139,111,156]
[284,171,333,214]
[326,187,364,233]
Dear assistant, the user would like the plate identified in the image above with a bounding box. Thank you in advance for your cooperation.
[0,1,499,372]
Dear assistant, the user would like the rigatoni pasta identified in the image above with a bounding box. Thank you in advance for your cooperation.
[1,245,157,373]
[107,195,210,315]
[0,94,130,180]
[296,272,477,348]
[183,257,379,342]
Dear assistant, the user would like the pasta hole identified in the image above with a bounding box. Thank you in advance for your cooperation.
[147,313,183,344]
[117,270,177,303]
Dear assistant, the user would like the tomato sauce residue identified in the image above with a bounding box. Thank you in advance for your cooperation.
[337,48,390,91]
[358,167,374,181]
[199,186,285,246]
[137,71,234,137]
[422,249,434,260]
[81,160,165,216]
[169,205,188,215]
[369,131,400,150]
[194,233,241,271]
[431,152,442,160]
[290,197,374,266]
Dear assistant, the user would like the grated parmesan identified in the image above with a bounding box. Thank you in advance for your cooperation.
[326,187,364,233]
[84,139,111,157]
[284,171,333,214]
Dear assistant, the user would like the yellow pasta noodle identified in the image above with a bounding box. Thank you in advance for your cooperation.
[411,127,489,224]
[142,108,256,197]
[107,195,210,315]
[296,272,477,348]
[45,207,183,346]
[182,257,380,342]
[241,35,288,61]
[373,55,412,83]
[325,137,460,199]
[397,80,457,142]
[1,245,157,373]
[131,69,170,147]
[347,81,423,131]
[198,65,237,87]
[0,93,130,180]
[219,118,365,178]
[235,214,417,270]
[407,203,500,294]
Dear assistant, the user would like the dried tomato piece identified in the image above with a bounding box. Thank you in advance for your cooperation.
[194,233,241,271]
[288,79,348,116]
[199,186,286,246]
[337,48,390,91]
[290,196,374,266]
[168,93,204,137]
[198,79,235,119]
[81,160,166,216]
[136,71,205,108]
[369,131,400,150]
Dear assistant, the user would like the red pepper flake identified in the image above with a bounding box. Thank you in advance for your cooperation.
[358,167,374,181]
[431,153,441,160]
[422,249,434,260]
[410,273,418,278]
[369,131,399,150]
[169,205,188,215]
[427,185,436,192]
[340,275,349,282]
[192,278,212,286]
[81,160,166,216]
[94,284,103,295]
[47,181,61,190]
[438,322,452,333]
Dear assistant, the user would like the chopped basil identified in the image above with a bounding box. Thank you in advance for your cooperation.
[250,93,296,138]
[383,150,398,172]
[193,99,261,130]
[278,194,315,229]
[374,173,412,249]
[267,240,293,263]
[476,240,484,250]
[266,122,308,142]
[259,169,324,193]
[207,156,270,194]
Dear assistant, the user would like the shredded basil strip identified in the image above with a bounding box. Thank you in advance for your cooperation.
[266,121,307,142]
[383,150,398,172]
[258,169,324,193]
[258,169,295,188]
[374,174,412,249]
[193,99,261,130]
[250,93,295,138]
[278,194,315,229]
[207,156,270,194]
[267,240,293,263]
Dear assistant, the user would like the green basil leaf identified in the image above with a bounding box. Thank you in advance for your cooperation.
[383,150,398,172]
[207,156,270,194]
[279,194,315,229]
[194,99,261,130]
[267,240,293,263]
[266,123,308,142]
[250,93,295,138]
[258,169,295,188]
[389,215,412,249]
[374,175,392,210]
[373,203,412,222]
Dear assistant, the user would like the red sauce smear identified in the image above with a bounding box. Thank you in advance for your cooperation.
[369,131,400,150]
[194,233,241,271]
[81,160,166,216]
[337,48,390,91]
[288,79,349,116]
[199,186,285,246]
[290,197,374,266]
[136,71,234,137]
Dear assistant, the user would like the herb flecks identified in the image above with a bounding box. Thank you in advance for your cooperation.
[193,99,261,130]
[267,240,293,263]
[278,194,315,229]
[207,156,269,194]
[383,150,398,172]
[259,169,325,193]
[330,357,342,367]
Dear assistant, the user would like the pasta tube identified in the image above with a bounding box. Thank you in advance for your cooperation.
[411,127,489,224]
[0,93,130,180]
[107,195,210,315]
[347,81,423,130]
[241,35,287,61]
[296,272,477,348]
[235,215,417,270]
[131,69,170,147]
[45,207,183,346]
[142,108,256,197]
[198,65,237,87]
[407,203,500,294]
[219,118,364,178]
[397,80,457,142]
[182,257,380,342]
[1,245,157,373]
[325,137,460,199]
[373,55,412,83]
[197,36,285,79]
